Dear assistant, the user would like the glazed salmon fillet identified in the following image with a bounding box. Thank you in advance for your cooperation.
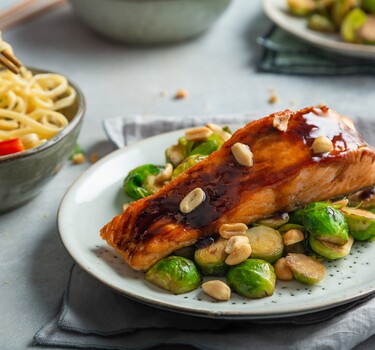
[100,106,375,271]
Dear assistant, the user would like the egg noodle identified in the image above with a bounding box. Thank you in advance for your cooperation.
[0,32,75,150]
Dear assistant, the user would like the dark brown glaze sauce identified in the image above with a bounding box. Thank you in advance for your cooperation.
[122,106,373,250]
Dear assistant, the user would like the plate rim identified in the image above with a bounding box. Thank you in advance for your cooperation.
[58,127,375,320]
[263,0,375,59]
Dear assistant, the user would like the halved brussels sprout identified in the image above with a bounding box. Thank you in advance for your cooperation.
[226,259,276,298]
[246,225,283,263]
[302,202,349,245]
[255,213,289,229]
[340,207,375,240]
[332,0,358,27]
[285,253,326,284]
[123,164,164,200]
[278,223,304,234]
[171,155,207,179]
[189,134,224,157]
[308,14,337,32]
[348,187,375,209]
[287,0,316,16]
[309,235,354,260]
[194,237,229,276]
[341,8,368,43]
[145,256,201,294]
[165,144,185,167]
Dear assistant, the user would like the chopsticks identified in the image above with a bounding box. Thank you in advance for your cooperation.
[0,0,67,74]
[0,0,66,32]
[0,49,22,74]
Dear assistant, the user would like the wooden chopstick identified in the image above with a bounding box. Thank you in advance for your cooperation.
[1,49,22,68]
[0,0,66,31]
[0,0,66,74]
[0,56,20,74]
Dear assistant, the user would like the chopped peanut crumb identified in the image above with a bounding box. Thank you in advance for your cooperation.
[72,153,85,164]
[175,89,188,100]
[89,153,100,164]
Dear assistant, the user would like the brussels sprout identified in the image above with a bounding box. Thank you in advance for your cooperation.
[302,202,349,245]
[226,259,276,298]
[341,8,368,43]
[362,0,375,14]
[145,256,201,294]
[283,241,307,256]
[246,226,284,263]
[194,237,229,276]
[285,253,326,284]
[165,144,185,167]
[171,155,207,179]
[189,134,224,156]
[288,208,304,225]
[348,187,375,209]
[123,164,164,200]
[287,0,316,16]
[255,213,289,229]
[308,14,337,32]
[222,126,232,134]
[173,246,195,260]
[340,207,375,240]
[309,235,354,260]
[278,223,304,234]
[332,0,358,27]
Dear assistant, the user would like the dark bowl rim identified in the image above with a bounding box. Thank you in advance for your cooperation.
[0,67,85,163]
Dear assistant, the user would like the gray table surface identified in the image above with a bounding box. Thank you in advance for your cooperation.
[1,1,375,349]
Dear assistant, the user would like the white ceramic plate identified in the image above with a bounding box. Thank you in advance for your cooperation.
[263,0,375,59]
[58,127,375,319]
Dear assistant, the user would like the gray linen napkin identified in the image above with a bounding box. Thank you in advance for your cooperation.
[257,26,375,76]
[35,114,375,350]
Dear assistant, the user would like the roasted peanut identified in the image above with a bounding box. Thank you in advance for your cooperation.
[185,127,213,142]
[123,203,130,211]
[273,111,291,132]
[219,223,248,239]
[311,136,333,154]
[202,280,231,301]
[274,257,294,281]
[180,188,206,214]
[206,123,232,142]
[231,142,253,167]
[72,153,85,164]
[225,244,252,265]
[283,229,305,246]
[155,163,173,184]
[225,235,250,254]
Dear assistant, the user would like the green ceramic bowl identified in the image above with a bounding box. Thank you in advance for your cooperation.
[69,0,232,45]
[0,69,85,214]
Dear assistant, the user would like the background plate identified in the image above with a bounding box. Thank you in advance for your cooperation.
[58,127,375,319]
[263,0,375,59]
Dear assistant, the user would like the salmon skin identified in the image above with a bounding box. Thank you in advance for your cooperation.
[100,106,375,271]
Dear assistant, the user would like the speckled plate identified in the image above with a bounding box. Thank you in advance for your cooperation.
[58,127,375,319]
[263,0,375,59]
